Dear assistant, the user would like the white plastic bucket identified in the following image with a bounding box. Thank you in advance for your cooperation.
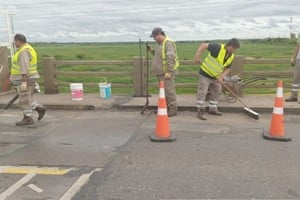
[99,78,111,99]
[70,83,83,101]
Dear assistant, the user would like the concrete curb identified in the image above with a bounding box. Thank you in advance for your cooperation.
[1,93,300,114]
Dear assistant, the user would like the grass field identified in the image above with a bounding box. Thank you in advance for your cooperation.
[32,38,297,94]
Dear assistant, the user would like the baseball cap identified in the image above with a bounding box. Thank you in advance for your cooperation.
[150,27,165,37]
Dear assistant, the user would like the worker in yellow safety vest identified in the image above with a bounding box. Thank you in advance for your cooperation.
[147,27,180,117]
[194,38,240,120]
[10,33,46,126]
[285,32,300,102]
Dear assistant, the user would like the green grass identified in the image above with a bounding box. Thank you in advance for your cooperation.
[31,38,297,94]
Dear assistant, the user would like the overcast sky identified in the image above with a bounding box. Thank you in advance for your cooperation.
[0,0,299,42]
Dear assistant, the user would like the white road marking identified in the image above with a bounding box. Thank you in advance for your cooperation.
[0,173,36,199]
[59,168,102,200]
[27,184,43,193]
[0,165,74,175]
[0,132,22,135]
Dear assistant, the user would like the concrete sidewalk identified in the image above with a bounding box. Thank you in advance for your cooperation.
[0,90,300,114]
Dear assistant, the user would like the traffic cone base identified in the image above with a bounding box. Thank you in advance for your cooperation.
[150,80,176,142]
[263,129,291,142]
[150,132,176,142]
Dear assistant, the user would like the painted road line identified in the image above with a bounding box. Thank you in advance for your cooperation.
[59,168,102,200]
[27,184,43,193]
[0,166,74,175]
[0,173,36,199]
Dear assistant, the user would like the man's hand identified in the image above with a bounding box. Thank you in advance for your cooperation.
[291,57,295,66]
[20,81,27,91]
[146,44,151,51]
[164,72,171,79]
[194,58,202,64]
[146,44,155,55]
[218,76,224,83]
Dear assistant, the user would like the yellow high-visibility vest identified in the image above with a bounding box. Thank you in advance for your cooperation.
[162,37,180,72]
[200,44,234,78]
[11,44,38,75]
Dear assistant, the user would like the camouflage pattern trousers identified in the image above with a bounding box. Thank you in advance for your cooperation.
[290,59,300,95]
[18,79,42,117]
[157,74,177,109]
[196,74,222,111]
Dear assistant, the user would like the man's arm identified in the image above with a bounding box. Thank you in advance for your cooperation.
[19,50,31,82]
[193,43,209,64]
[291,43,300,66]
[218,67,231,82]
[19,50,31,91]
[165,41,177,74]
[146,44,155,56]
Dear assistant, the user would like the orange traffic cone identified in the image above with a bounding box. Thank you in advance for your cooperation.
[150,81,176,142]
[263,80,291,141]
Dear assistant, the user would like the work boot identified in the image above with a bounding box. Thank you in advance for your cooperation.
[15,115,34,126]
[168,107,177,117]
[208,108,223,116]
[35,106,46,121]
[285,94,298,102]
[197,108,207,120]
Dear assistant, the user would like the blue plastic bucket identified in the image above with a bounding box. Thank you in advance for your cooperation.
[99,82,111,99]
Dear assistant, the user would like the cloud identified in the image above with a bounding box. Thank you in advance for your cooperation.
[0,0,299,42]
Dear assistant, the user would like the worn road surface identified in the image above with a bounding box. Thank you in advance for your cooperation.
[0,109,299,199]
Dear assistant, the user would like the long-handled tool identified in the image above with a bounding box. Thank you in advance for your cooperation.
[221,81,259,120]
[0,64,3,74]
[2,82,19,110]
[140,41,150,114]
[3,93,19,109]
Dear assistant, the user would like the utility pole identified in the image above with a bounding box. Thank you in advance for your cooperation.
[289,17,296,39]
[0,9,16,63]
[0,9,16,91]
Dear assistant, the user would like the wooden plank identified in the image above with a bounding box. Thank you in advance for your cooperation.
[148,83,198,88]
[53,58,290,66]
[55,60,133,66]
[177,72,198,76]
[244,71,292,77]
[245,59,289,64]
[56,71,132,77]
[58,82,132,88]
[179,60,196,65]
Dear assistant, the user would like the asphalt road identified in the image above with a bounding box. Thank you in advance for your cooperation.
[0,109,300,199]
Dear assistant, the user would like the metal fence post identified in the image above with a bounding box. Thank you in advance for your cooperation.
[132,56,146,97]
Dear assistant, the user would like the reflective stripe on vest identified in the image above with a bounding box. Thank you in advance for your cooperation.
[200,44,234,78]
[11,44,38,75]
[162,37,180,72]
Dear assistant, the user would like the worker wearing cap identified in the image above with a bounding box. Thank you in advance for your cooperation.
[285,32,300,102]
[194,38,240,120]
[10,33,46,126]
[147,27,180,117]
